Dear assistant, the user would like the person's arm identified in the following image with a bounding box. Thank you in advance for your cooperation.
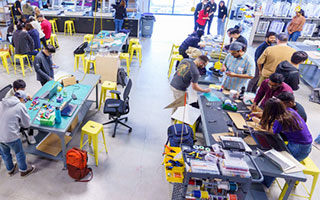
[272,120,282,134]
[257,48,268,75]
[191,82,211,93]
[297,17,306,32]
[26,32,34,50]
[34,56,52,81]
[19,106,31,128]
[253,81,266,106]
[225,72,253,79]
[213,3,217,13]
[289,72,300,90]
[222,8,227,21]
[124,8,127,18]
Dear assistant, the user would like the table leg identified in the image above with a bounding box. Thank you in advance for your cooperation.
[95,84,98,109]
[58,134,67,169]
[282,179,295,200]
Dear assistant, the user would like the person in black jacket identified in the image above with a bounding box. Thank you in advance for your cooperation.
[275,51,308,91]
[206,0,217,35]
[247,32,276,93]
[34,45,56,86]
[194,0,208,32]
[217,1,227,36]
[112,0,127,33]
[277,92,307,122]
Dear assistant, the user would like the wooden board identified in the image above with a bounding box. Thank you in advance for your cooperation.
[212,132,234,142]
[36,133,72,157]
[227,112,247,130]
[244,136,257,145]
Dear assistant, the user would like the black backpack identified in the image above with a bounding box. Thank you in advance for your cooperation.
[166,124,194,147]
[117,68,128,88]
[74,42,88,55]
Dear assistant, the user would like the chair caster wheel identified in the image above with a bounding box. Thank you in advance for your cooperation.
[129,128,132,133]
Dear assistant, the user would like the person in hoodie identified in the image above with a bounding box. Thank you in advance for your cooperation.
[275,51,308,91]
[0,90,36,177]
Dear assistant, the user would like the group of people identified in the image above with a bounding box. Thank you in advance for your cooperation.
[194,0,227,36]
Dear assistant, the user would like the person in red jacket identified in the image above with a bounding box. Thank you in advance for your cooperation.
[196,5,211,31]
[37,14,51,47]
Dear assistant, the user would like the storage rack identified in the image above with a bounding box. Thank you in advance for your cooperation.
[0,0,11,26]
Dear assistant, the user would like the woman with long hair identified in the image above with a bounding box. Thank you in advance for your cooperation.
[287,9,306,41]
[112,0,127,33]
[196,4,211,31]
[217,1,227,36]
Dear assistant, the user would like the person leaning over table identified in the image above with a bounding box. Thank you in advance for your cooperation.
[260,97,312,188]
[251,73,293,110]
[0,90,36,177]
[287,9,306,42]
[34,45,56,86]
[220,42,255,91]
[170,55,211,114]
[257,33,296,86]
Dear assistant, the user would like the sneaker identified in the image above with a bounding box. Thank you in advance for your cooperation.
[8,163,17,176]
[27,135,36,145]
[52,65,60,69]
[20,165,36,177]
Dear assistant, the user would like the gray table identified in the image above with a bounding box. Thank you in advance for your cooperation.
[24,72,100,168]
[197,91,307,200]
[288,42,320,89]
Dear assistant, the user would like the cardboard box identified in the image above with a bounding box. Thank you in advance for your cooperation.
[96,53,120,83]
[68,115,78,132]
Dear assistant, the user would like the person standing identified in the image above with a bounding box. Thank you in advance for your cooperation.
[257,33,296,86]
[112,0,127,33]
[221,42,255,91]
[29,16,46,48]
[287,9,306,42]
[22,1,34,19]
[196,5,211,31]
[206,0,217,35]
[37,15,51,45]
[247,32,276,93]
[13,0,23,19]
[25,23,41,51]
[12,24,35,55]
[34,45,56,86]
[217,1,227,36]
[194,0,208,32]
[170,55,211,113]
[0,90,36,177]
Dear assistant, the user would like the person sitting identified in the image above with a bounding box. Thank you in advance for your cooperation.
[29,16,46,47]
[277,92,307,122]
[25,23,41,51]
[37,15,51,44]
[0,90,36,177]
[260,98,312,188]
[12,23,36,56]
[275,51,308,91]
[221,42,255,91]
[252,73,293,110]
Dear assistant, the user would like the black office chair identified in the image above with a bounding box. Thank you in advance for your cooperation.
[103,79,132,137]
[0,84,13,101]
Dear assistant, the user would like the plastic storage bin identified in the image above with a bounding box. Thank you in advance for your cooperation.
[141,13,155,37]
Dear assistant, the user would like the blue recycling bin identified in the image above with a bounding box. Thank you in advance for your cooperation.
[141,13,155,37]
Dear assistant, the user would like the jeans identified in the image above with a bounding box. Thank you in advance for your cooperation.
[217,18,225,36]
[194,15,198,32]
[206,16,213,34]
[197,23,205,31]
[26,51,39,56]
[0,139,28,172]
[289,31,301,42]
[114,19,124,33]
[40,37,47,48]
[263,141,312,188]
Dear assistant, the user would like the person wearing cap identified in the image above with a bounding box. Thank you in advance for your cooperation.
[0,90,36,177]
[37,14,51,42]
[220,42,255,91]
[34,44,56,86]
[257,33,296,86]
[23,1,34,19]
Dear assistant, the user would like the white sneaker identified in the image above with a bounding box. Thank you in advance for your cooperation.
[27,135,36,145]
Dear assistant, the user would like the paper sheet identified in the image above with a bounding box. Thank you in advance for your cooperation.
[227,112,247,130]
[279,151,305,174]
[244,136,257,145]
[203,92,221,102]
[171,104,200,125]
[212,132,234,142]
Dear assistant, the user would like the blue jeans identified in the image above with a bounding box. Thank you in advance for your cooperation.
[0,139,28,172]
[217,18,225,36]
[194,15,198,32]
[263,142,312,188]
[206,16,213,34]
[289,31,301,42]
[114,19,124,33]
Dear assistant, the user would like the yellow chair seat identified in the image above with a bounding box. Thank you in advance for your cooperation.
[74,53,85,72]
[168,54,184,79]
[84,57,96,74]
[84,34,94,43]
[120,53,130,76]
[0,51,13,74]
[169,43,180,60]
[99,81,118,110]
[13,54,32,77]
[129,44,142,67]
[128,38,140,54]
[64,20,75,36]
[49,19,58,34]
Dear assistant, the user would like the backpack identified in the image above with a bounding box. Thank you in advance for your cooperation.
[66,148,93,182]
[73,42,88,55]
[117,68,128,88]
[166,124,194,147]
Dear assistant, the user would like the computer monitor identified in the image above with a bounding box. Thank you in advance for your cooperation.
[61,98,77,117]
[251,131,289,152]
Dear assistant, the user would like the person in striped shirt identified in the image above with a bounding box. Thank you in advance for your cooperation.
[221,42,255,91]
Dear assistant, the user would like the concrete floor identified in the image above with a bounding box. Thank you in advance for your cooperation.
[0,15,320,200]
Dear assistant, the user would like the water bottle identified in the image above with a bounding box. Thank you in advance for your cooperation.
[55,107,62,124]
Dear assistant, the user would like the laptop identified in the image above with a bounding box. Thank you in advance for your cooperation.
[61,98,78,117]
[257,148,296,172]
[250,131,289,152]
[40,84,58,100]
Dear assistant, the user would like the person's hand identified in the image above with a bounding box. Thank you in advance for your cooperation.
[200,43,206,48]
[222,18,225,22]
[226,71,236,77]
[49,77,53,80]
[251,112,262,118]
[26,96,32,101]
[251,103,257,112]
[204,88,211,93]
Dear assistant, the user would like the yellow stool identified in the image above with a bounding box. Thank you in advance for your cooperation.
[0,51,13,74]
[49,19,58,34]
[64,20,75,35]
[84,57,96,74]
[84,34,94,43]
[129,44,142,67]
[128,38,139,54]
[80,120,108,166]
[13,54,32,77]
[99,81,117,111]
[169,44,180,60]
[120,53,130,76]
[168,54,183,79]
[9,44,14,55]
[174,120,196,141]
[48,34,59,48]
[277,157,319,200]
[74,53,85,72]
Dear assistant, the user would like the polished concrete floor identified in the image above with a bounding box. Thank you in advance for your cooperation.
[0,15,320,200]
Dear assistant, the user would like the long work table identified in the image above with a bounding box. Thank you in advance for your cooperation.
[197,90,306,200]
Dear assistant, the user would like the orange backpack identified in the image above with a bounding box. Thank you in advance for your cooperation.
[66,148,93,182]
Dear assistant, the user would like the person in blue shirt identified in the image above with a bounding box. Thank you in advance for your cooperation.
[194,0,208,32]
[247,32,276,93]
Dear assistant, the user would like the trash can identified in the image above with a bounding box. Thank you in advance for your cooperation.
[141,13,155,37]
